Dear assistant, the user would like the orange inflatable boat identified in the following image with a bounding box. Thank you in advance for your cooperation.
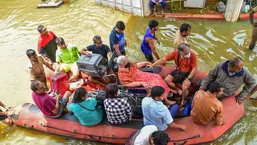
[10,66,253,144]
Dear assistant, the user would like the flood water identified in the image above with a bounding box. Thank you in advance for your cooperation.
[0,0,257,144]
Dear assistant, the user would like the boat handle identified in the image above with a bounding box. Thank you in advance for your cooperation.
[89,135,102,141]
[24,124,34,128]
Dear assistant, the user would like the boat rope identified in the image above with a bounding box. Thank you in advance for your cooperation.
[40,123,129,140]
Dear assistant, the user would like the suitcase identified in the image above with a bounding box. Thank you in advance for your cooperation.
[50,73,69,96]
[77,54,107,77]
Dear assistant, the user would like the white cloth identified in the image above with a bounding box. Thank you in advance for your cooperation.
[134,125,158,145]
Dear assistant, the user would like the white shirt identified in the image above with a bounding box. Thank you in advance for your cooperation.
[134,125,158,145]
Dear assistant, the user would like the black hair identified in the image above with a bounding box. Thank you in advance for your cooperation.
[229,56,243,68]
[37,25,45,33]
[93,35,102,44]
[148,20,159,29]
[30,81,39,92]
[26,49,37,58]
[116,21,125,30]
[56,37,65,45]
[73,87,87,103]
[208,82,223,93]
[178,43,190,53]
[150,86,165,99]
[151,131,170,145]
[105,83,118,98]
[180,23,191,33]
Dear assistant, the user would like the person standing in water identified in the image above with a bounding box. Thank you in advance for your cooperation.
[141,20,161,63]
[249,7,257,50]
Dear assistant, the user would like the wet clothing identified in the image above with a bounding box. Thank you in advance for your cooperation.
[0,109,7,121]
[249,11,257,50]
[141,28,155,56]
[174,30,189,48]
[87,44,110,60]
[150,0,166,9]
[142,97,173,131]
[191,90,223,125]
[32,92,67,118]
[68,97,104,126]
[109,28,126,55]
[27,56,51,87]
[38,31,57,62]
[104,97,132,125]
[200,61,256,99]
[133,125,158,145]
[165,49,198,73]
[118,62,171,99]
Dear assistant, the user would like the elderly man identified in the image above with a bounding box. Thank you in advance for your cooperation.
[26,49,55,88]
[109,21,127,57]
[174,23,191,48]
[116,55,175,105]
[31,80,71,118]
[37,25,58,62]
[200,57,256,104]
[152,43,198,107]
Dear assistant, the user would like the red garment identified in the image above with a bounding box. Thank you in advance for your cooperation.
[118,63,171,98]
[37,31,56,52]
[32,92,56,116]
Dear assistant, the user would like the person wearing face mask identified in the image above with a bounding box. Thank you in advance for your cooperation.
[141,20,161,63]
[200,57,256,105]
[174,23,191,49]
[152,43,198,107]
[191,82,225,126]
[109,21,127,57]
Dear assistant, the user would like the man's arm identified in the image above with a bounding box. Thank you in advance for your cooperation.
[200,64,220,90]
[237,71,256,99]
[41,57,55,71]
[113,44,121,56]
[168,122,187,131]
[80,47,91,55]
[152,58,166,66]
[51,95,60,114]
[0,101,6,108]
[136,61,152,68]
[148,38,160,60]
[214,104,224,126]
[110,35,121,56]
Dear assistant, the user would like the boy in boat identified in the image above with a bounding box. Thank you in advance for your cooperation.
[152,43,198,107]
[141,20,161,63]
[109,21,127,57]
[37,25,58,62]
[127,125,170,145]
[142,86,186,131]
[191,82,225,126]
[55,37,80,82]
[149,0,166,17]
[200,57,256,104]
[31,80,72,118]
[26,49,55,88]
[80,35,112,86]
[174,23,191,48]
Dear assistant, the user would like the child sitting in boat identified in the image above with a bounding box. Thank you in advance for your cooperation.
[116,55,175,105]
[31,80,72,118]
[191,82,225,126]
[67,87,104,126]
[104,83,132,125]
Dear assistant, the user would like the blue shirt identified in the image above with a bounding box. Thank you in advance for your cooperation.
[142,97,173,131]
[141,28,155,55]
[68,97,103,126]
[109,28,126,53]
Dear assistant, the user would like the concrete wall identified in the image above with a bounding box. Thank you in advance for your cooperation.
[94,0,150,17]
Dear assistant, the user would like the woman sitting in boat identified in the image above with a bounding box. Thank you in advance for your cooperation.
[104,83,132,125]
[116,55,175,105]
[68,87,104,126]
